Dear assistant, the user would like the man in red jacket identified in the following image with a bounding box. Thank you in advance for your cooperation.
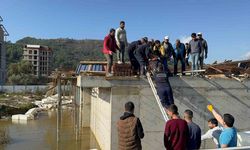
[164,104,189,150]
[103,28,119,77]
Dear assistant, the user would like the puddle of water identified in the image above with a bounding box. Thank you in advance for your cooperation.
[0,108,100,150]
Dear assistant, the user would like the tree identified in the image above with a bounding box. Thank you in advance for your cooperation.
[7,60,36,85]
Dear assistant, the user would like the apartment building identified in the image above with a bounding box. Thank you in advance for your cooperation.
[23,44,52,77]
[0,16,9,84]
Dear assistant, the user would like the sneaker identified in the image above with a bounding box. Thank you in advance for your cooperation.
[106,73,113,77]
[117,61,122,64]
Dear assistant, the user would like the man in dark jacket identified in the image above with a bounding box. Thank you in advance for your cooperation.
[127,40,142,76]
[197,32,208,69]
[117,101,144,150]
[184,109,201,150]
[134,37,149,77]
[173,39,186,75]
[149,60,174,108]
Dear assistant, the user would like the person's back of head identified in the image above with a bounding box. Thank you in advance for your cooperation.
[166,104,179,117]
[125,101,135,113]
[184,109,193,121]
[223,113,235,127]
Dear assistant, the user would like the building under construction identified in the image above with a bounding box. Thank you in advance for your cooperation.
[0,16,9,85]
[72,60,250,150]
[23,44,53,77]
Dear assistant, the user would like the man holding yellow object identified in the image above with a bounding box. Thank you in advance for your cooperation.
[207,104,237,148]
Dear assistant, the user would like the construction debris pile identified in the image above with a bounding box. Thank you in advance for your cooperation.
[205,60,250,81]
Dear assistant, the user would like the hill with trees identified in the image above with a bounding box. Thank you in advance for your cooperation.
[6,37,104,70]
[5,37,104,84]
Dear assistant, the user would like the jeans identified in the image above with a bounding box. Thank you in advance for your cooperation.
[174,54,185,75]
[190,52,199,71]
[117,42,125,63]
[162,57,171,74]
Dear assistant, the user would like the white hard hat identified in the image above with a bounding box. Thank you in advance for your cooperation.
[164,36,169,40]
[197,32,202,35]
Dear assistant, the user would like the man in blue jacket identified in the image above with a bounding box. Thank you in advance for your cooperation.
[173,39,186,75]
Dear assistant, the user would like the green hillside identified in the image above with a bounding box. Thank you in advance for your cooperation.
[6,37,105,70]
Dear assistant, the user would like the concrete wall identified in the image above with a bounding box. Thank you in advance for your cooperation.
[78,76,250,150]
[80,78,166,150]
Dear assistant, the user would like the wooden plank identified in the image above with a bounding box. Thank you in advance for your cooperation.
[183,69,206,73]
[207,66,224,73]
[80,71,106,76]
[105,76,139,80]
[80,61,107,65]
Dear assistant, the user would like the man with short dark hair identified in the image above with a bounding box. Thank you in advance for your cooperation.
[201,118,222,148]
[103,28,119,77]
[207,105,237,148]
[116,21,128,64]
[117,101,144,150]
[197,32,208,69]
[164,104,189,150]
[173,39,186,75]
[127,39,142,76]
[189,33,201,72]
[149,58,174,108]
[184,109,201,150]
[134,37,149,77]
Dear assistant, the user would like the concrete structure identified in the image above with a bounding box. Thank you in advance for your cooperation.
[23,44,52,77]
[76,75,250,150]
[0,16,9,84]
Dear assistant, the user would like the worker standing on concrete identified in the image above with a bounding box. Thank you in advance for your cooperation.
[201,118,222,148]
[102,28,119,77]
[197,32,208,69]
[173,39,186,75]
[207,104,237,148]
[116,21,128,64]
[149,60,174,108]
[134,37,149,77]
[185,43,190,67]
[160,36,174,75]
[189,33,201,73]
[117,101,144,150]
[127,39,142,76]
[184,109,201,150]
[164,104,189,150]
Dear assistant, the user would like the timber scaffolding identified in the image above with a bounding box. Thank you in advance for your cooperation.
[76,60,250,80]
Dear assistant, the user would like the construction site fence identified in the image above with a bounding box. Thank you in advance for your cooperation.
[0,85,48,93]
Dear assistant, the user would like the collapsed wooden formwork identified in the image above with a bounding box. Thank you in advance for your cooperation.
[204,60,250,81]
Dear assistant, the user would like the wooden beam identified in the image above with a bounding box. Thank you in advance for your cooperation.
[207,66,224,73]
[80,61,107,65]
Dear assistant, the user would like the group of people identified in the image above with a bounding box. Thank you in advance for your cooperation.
[102,21,208,77]
[117,102,237,150]
[103,21,237,150]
